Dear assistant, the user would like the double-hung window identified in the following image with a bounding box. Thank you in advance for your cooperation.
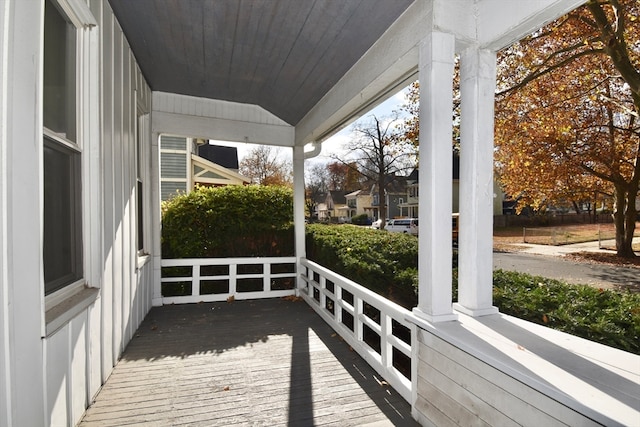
[43,0,82,296]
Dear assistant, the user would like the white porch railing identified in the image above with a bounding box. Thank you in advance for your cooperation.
[160,256,414,403]
[299,258,414,403]
[160,257,297,304]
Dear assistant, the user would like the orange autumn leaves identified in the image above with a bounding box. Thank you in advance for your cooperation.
[494,0,639,214]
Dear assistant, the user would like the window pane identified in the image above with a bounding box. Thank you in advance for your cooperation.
[137,180,144,251]
[44,0,76,141]
[44,137,82,294]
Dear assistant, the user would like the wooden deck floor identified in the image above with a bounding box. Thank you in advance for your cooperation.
[80,298,418,426]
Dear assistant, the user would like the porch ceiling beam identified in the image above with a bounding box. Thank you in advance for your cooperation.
[294,1,430,146]
[429,0,586,50]
[151,92,294,146]
[476,0,587,50]
[152,111,294,147]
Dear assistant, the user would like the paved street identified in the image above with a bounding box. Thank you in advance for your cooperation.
[493,251,639,292]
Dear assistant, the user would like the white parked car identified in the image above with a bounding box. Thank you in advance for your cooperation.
[385,218,419,236]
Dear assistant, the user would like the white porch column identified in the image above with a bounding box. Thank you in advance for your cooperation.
[453,47,499,317]
[413,32,457,323]
[293,145,306,291]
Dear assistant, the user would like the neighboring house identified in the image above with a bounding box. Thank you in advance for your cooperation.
[366,176,407,220]
[160,136,250,200]
[399,155,505,217]
[402,169,419,218]
[318,190,348,221]
[344,190,359,219]
[346,189,373,219]
[316,201,328,221]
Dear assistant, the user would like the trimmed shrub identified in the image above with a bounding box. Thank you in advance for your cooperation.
[489,270,640,354]
[306,223,418,307]
[351,213,371,226]
[307,225,639,354]
[162,185,294,258]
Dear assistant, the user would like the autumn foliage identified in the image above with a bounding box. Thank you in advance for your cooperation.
[495,0,639,257]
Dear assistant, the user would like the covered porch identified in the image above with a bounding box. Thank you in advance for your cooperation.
[81,258,639,426]
[113,0,639,425]
[79,298,417,426]
[3,0,639,426]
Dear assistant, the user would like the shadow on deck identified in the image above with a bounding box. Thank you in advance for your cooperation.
[80,298,418,426]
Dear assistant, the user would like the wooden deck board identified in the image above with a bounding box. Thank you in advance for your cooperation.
[80,298,418,426]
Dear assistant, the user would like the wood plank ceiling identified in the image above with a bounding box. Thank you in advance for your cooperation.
[108,0,414,126]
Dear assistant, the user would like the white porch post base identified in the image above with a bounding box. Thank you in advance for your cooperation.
[452,303,498,317]
[412,307,458,324]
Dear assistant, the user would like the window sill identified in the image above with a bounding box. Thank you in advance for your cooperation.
[45,286,99,337]
[137,253,151,270]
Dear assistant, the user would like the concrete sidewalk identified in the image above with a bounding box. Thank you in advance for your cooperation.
[494,237,639,291]
[510,237,640,257]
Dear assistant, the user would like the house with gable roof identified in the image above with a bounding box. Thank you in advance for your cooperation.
[160,136,250,200]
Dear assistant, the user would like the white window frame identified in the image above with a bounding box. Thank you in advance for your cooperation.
[136,109,150,258]
[43,0,98,328]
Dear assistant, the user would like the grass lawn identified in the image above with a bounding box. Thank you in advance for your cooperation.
[494,222,640,267]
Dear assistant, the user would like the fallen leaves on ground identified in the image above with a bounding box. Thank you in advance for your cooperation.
[565,252,640,267]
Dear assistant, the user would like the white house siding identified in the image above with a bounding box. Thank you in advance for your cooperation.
[0,0,11,424]
[91,0,154,412]
[0,0,153,425]
[414,331,602,427]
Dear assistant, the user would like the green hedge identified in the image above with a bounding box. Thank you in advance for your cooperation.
[488,270,640,354]
[350,213,370,225]
[162,185,294,258]
[162,200,639,353]
[307,224,640,354]
[306,223,418,307]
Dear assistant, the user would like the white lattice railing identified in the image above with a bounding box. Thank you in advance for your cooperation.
[299,258,414,403]
[161,256,414,402]
[160,257,297,304]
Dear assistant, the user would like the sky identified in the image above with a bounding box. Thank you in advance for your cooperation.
[314,87,410,162]
[208,85,411,165]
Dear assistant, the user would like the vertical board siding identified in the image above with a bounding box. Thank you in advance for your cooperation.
[100,1,115,383]
[415,333,600,427]
[85,0,103,403]
[45,327,68,426]
[42,1,154,425]
[0,1,9,423]
[112,25,124,363]
[70,314,88,424]
[121,40,132,348]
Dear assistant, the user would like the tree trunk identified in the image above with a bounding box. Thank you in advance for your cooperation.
[571,200,581,215]
[613,183,637,258]
[378,173,387,230]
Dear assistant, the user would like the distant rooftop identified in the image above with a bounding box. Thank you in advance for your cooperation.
[198,145,239,170]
